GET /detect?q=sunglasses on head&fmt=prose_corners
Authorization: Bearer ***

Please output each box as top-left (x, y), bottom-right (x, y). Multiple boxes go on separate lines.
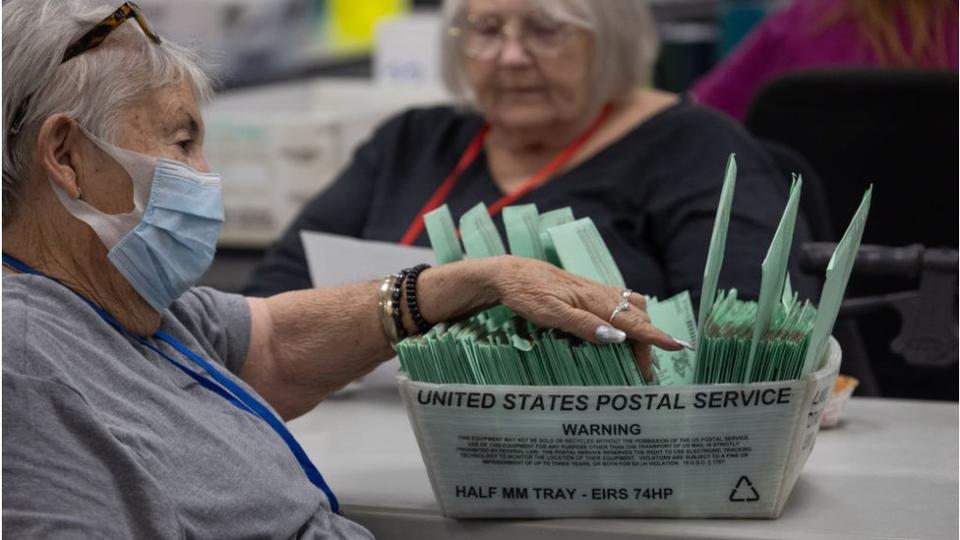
top-left (8, 2), bottom-right (162, 137)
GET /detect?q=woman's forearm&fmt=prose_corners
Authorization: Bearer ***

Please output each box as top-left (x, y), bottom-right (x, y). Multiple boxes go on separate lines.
top-left (242, 258), bottom-right (501, 420)
top-left (242, 255), bottom-right (680, 420)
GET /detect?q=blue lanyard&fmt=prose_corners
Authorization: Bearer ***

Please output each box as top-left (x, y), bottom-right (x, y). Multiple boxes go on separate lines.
top-left (2, 254), bottom-right (340, 513)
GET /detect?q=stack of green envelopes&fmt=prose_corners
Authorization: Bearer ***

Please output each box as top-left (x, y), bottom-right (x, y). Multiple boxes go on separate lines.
top-left (694, 287), bottom-right (817, 384)
top-left (397, 322), bottom-right (644, 386)
top-left (397, 154), bottom-right (871, 387)
top-left (692, 159), bottom-right (872, 384)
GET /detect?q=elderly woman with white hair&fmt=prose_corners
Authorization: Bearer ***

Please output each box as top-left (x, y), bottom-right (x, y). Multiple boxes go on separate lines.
top-left (2, 1), bottom-right (685, 537)
top-left (246, 0), bottom-right (817, 301)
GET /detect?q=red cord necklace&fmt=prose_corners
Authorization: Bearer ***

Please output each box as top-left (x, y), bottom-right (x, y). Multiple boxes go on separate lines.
top-left (399, 103), bottom-right (613, 245)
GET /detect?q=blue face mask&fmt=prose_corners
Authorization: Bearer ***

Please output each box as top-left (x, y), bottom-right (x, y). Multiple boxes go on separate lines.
top-left (51, 127), bottom-right (224, 312)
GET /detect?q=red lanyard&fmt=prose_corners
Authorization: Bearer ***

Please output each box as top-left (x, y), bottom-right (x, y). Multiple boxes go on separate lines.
top-left (399, 103), bottom-right (613, 246)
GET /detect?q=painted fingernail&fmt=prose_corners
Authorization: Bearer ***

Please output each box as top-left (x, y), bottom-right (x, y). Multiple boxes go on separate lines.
top-left (595, 325), bottom-right (626, 343)
top-left (673, 337), bottom-right (695, 351)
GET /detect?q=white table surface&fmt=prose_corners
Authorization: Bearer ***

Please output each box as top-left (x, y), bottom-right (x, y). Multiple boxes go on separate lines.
top-left (289, 364), bottom-right (959, 540)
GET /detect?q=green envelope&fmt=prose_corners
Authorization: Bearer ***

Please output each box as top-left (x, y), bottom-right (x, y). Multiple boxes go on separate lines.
top-left (538, 207), bottom-right (575, 266)
top-left (697, 154), bottom-right (738, 349)
top-left (503, 204), bottom-right (546, 260)
top-left (801, 187), bottom-right (872, 376)
top-left (744, 176), bottom-right (802, 382)
top-left (423, 204), bottom-right (464, 264)
top-left (459, 202), bottom-right (513, 326)
top-left (547, 218), bottom-right (625, 287)
top-left (460, 202), bottom-right (506, 257)
top-left (648, 291), bottom-right (698, 385)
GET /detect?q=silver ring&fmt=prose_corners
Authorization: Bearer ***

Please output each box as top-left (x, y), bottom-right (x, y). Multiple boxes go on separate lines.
top-left (621, 289), bottom-right (633, 301)
top-left (609, 301), bottom-right (631, 323)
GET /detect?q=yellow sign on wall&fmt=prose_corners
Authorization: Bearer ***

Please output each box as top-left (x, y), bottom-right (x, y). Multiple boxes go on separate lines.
top-left (327, 0), bottom-right (409, 52)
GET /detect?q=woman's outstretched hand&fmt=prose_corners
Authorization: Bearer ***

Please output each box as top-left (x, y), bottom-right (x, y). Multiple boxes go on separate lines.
top-left (425, 256), bottom-right (685, 382)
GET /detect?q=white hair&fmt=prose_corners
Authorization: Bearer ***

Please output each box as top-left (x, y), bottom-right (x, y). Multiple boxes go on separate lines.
top-left (2, 0), bottom-right (214, 224)
top-left (440, 0), bottom-right (660, 107)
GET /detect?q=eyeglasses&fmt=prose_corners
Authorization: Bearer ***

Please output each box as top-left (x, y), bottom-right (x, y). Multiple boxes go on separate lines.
top-left (8, 2), bottom-right (162, 136)
top-left (449, 12), bottom-right (574, 61)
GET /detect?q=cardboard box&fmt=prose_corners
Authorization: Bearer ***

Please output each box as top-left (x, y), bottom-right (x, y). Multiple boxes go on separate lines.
top-left (399, 338), bottom-right (841, 518)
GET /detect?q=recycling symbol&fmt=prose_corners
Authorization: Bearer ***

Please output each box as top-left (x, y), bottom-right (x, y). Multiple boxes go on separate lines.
top-left (729, 475), bottom-right (760, 502)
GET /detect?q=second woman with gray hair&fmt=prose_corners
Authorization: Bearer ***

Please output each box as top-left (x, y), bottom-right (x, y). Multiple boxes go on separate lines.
top-left (246, 0), bottom-right (816, 301)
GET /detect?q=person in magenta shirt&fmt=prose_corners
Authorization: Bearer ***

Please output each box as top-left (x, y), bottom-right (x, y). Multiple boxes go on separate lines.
top-left (691, 0), bottom-right (959, 120)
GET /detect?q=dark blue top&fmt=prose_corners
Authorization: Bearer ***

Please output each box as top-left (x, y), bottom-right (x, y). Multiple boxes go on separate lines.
top-left (244, 101), bottom-right (817, 303)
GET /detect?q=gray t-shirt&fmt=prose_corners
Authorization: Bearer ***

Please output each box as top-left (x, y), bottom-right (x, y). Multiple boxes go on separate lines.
top-left (2, 273), bottom-right (373, 539)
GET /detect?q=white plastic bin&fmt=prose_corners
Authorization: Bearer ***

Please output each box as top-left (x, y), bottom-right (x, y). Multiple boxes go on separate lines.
top-left (399, 337), bottom-right (841, 518)
top-left (205, 79), bottom-right (449, 247)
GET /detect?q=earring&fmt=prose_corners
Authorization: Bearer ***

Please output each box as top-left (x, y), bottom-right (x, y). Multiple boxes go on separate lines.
top-left (76, 186), bottom-right (83, 200)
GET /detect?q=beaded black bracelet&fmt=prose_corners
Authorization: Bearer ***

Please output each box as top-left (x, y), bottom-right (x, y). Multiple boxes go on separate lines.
top-left (404, 263), bottom-right (433, 334)
top-left (391, 269), bottom-right (409, 341)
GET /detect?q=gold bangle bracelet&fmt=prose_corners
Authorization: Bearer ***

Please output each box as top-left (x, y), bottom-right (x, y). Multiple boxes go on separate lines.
top-left (377, 275), bottom-right (400, 348)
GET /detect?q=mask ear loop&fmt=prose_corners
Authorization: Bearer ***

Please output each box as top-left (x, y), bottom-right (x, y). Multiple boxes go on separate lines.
top-left (49, 124), bottom-right (157, 249)
top-left (80, 126), bottom-right (157, 211)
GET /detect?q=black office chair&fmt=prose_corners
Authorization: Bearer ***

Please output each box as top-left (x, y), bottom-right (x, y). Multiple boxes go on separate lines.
top-left (760, 140), bottom-right (835, 244)
top-left (746, 69), bottom-right (959, 400)
top-left (746, 68), bottom-right (958, 248)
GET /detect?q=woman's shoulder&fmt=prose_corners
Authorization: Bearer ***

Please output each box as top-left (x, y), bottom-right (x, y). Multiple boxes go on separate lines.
top-left (2, 274), bottom-right (87, 330)
top-left (603, 96), bottom-right (783, 199)
top-left (615, 97), bottom-right (773, 170)
top-left (1, 274), bottom-right (91, 380)
top-left (2, 275), bottom-right (34, 361)
top-left (643, 98), bottom-right (760, 143)
top-left (3, 272), bottom-right (66, 306)
top-left (165, 287), bottom-right (252, 373)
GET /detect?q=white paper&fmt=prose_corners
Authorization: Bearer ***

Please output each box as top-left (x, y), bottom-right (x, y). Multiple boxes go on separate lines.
top-left (300, 230), bottom-right (436, 288)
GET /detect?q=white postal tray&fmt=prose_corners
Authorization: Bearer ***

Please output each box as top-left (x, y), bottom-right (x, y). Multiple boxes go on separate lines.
top-left (399, 338), bottom-right (841, 518)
